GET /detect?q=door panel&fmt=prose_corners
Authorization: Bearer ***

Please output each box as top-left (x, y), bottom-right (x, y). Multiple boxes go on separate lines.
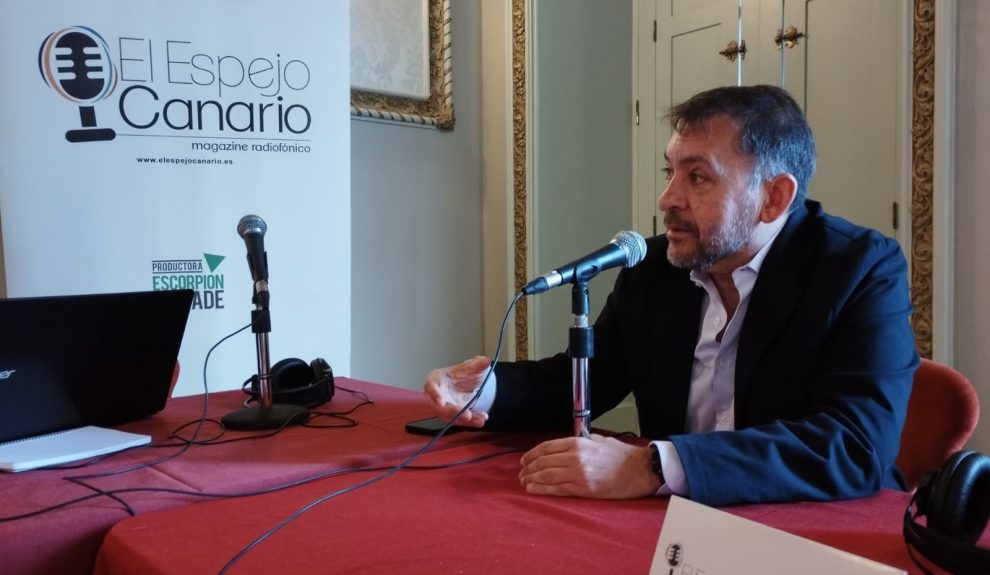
top-left (651, 0), bottom-right (740, 235)
top-left (789, 0), bottom-right (905, 237)
top-left (640, 0), bottom-right (907, 241)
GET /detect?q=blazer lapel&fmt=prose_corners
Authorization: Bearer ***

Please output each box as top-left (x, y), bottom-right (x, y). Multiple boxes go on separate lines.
top-left (646, 261), bottom-right (703, 436)
top-left (734, 204), bottom-right (814, 421)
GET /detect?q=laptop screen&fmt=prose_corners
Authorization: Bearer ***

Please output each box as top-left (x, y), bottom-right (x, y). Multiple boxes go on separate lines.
top-left (0, 289), bottom-right (193, 444)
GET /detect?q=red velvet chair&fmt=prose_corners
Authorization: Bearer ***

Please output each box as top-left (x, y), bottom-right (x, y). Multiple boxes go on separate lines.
top-left (896, 358), bottom-right (980, 489)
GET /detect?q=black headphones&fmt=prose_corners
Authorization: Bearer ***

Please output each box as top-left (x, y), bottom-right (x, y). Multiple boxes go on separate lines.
top-left (242, 357), bottom-right (335, 408)
top-left (903, 450), bottom-right (990, 575)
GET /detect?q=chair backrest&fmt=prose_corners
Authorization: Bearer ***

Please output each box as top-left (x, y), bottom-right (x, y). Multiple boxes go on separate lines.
top-left (896, 358), bottom-right (980, 489)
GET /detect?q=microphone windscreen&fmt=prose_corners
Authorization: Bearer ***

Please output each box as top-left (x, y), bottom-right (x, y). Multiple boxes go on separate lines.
top-left (612, 231), bottom-right (647, 267)
top-left (238, 215), bottom-right (267, 238)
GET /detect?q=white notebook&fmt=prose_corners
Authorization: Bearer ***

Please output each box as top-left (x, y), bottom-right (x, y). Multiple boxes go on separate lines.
top-left (0, 426), bottom-right (151, 472)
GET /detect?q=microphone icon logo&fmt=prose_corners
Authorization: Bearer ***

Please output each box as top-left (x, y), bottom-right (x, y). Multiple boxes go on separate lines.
top-left (38, 26), bottom-right (117, 143)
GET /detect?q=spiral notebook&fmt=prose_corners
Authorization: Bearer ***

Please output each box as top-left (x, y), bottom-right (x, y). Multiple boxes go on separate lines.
top-left (0, 426), bottom-right (152, 472)
top-left (0, 289), bottom-right (193, 472)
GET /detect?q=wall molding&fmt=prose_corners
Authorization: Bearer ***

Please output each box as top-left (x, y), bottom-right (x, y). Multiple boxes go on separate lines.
top-left (911, 0), bottom-right (937, 359)
top-left (511, 0), bottom-right (529, 359)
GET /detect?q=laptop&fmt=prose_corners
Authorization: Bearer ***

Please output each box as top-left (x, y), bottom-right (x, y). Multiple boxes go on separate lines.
top-left (0, 289), bottom-right (193, 469)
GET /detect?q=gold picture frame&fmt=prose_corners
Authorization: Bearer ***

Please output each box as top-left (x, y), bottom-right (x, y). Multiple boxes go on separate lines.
top-left (350, 0), bottom-right (455, 130)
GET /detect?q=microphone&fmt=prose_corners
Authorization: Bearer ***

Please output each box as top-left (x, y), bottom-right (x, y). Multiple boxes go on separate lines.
top-left (238, 215), bottom-right (269, 307)
top-left (522, 231), bottom-right (647, 296)
top-left (223, 214), bottom-right (309, 431)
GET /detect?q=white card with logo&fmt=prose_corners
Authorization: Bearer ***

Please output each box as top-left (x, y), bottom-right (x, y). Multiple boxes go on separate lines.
top-left (650, 496), bottom-right (906, 575)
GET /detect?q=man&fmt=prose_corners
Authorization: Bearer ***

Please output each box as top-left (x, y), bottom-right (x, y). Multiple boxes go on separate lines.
top-left (424, 85), bottom-right (918, 507)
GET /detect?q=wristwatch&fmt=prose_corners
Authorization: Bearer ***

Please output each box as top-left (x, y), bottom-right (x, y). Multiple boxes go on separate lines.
top-left (648, 442), bottom-right (665, 483)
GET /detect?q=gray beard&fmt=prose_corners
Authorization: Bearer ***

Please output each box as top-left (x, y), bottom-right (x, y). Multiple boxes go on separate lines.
top-left (666, 205), bottom-right (758, 271)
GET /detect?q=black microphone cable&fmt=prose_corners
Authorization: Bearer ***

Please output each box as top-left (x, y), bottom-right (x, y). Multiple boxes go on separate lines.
top-left (216, 291), bottom-right (525, 575)
top-left (162, 383), bottom-right (375, 445)
top-left (0, 446), bottom-right (527, 523)
top-left (1, 291), bottom-right (527, 570)
top-left (3, 309), bottom-right (376, 522)
top-left (0, 318), bottom-right (253, 522)
top-left (0, 295), bottom-right (512, 525)
top-left (24, 314), bottom-right (318, 517)
top-left (40, 318), bottom-right (250, 472)
top-left (55, 320), bottom-right (258, 516)
top-left (302, 385), bottom-right (375, 429)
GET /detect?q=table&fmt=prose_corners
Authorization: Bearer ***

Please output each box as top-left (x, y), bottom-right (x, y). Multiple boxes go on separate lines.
top-left (0, 379), bottom-right (468, 575)
top-left (2, 379), bottom-right (971, 575)
top-left (93, 435), bottom-right (952, 573)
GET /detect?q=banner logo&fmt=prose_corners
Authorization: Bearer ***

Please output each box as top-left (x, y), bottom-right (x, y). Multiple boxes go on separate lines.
top-left (36, 25), bottom-right (315, 159)
top-left (38, 26), bottom-right (118, 142)
top-left (152, 253), bottom-right (226, 310)
top-left (665, 543), bottom-right (683, 574)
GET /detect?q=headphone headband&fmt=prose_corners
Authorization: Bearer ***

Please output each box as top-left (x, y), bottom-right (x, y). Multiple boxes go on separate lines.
top-left (242, 357), bottom-right (335, 408)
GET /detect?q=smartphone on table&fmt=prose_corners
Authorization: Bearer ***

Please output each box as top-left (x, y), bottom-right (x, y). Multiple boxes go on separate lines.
top-left (404, 416), bottom-right (463, 436)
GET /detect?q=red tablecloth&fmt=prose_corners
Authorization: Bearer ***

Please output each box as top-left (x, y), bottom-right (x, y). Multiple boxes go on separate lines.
top-left (0, 379), bottom-right (454, 575)
top-left (2, 378), bottom-right (973, 575)
top-left (94, 439), bottom-right (944, 575)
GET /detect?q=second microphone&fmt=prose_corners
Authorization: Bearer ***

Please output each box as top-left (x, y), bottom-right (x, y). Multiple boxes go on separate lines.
top-left (521, 231), bottom-right (647, 296)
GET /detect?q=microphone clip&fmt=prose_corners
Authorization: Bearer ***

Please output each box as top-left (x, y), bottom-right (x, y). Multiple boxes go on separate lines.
top-left (251, 307), bottom-right (272, 334)
top-left (252, 279), bottom-right (270, 310)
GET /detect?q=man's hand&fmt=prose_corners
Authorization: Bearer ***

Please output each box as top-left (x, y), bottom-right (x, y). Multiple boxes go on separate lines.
top-left (519, 434), bottom-right (662, 499)
top-left (423, 355), bottom-right (493, 428)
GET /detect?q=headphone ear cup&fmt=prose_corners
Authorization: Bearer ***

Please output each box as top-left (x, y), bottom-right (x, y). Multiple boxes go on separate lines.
top-left (309, 357), bottom-right (331, 382)
top-left (917, 451), bottom-right (966, 532)
top-left (924, 450), bottom-right (990, 545)
top-left (269, 358), bottom-right (310, 392)
top-left (310, 357), bottom-right (334, 403)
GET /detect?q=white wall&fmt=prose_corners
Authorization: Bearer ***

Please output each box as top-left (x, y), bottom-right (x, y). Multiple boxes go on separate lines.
top-left (954, 0), bottom-right (990, 453)
top-left (531, 0), bottom-right (633, 357)
top-left (350, 1), bottom-right (484, 390)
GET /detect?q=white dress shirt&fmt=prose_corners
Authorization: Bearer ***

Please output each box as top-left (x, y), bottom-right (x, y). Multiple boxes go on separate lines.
top-left (472, 217), bottom-right (789, 497)
top-left (655, 218), bottom-right (788, 495)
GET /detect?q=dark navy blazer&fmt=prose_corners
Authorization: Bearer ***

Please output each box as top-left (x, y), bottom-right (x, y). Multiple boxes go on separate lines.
top-left (489, 200), bottom-right (919, 506)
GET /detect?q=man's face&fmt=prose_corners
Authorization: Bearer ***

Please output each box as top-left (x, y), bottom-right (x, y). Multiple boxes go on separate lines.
top-left (658, 116), bottom-right (762, 273)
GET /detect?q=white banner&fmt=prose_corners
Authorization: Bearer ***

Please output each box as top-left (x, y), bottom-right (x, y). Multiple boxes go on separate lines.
top-left (0, 1), bottom-right (351, 397)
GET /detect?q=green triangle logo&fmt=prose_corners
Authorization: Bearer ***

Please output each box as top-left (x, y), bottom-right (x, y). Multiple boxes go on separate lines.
top-left (204, 253), bottom-right (225, 273)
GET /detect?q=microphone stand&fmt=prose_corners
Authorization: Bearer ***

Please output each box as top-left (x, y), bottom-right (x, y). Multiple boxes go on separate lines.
top-left (221, 282), bottom-right (308, 430)
top-left (570, 281), bottom-right (593, 437)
